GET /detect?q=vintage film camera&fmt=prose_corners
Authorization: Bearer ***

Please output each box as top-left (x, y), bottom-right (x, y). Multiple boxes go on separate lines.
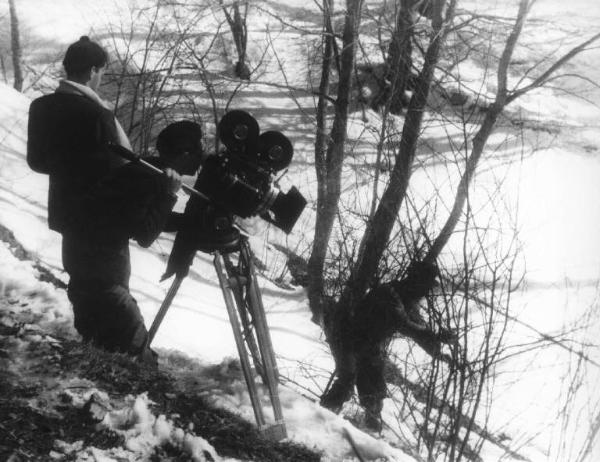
top-left (143, 113), bottom-right (302, 437)
top-left (195, 110), bottom-right (306, 234)
top-left (162, 110), bottom-right (307, 279)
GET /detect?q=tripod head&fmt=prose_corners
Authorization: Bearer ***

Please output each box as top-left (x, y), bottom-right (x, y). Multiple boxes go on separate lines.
top-left (161, 175), bottom-right (242, 280)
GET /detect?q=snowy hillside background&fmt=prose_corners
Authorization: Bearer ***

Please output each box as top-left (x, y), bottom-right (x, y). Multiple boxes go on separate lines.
top-left (1, 0), bottom-right (600, 461)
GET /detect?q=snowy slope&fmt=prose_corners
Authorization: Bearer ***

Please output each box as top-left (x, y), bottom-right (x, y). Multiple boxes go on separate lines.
top-left (2, 0), bottom-right (600, 460)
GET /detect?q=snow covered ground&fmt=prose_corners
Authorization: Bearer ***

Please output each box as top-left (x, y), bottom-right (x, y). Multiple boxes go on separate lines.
top-left (1, 0), bottom-right (600, 461)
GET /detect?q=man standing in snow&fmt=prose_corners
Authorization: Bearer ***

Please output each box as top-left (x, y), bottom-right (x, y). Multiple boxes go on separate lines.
top-left (27, 36), bottom-right (128, 232)
top-left (61, 121), bottom-right (204, 364)
top-left (26, 36), bottom-right (199, 363)
top-left (320, 260), bottom-right (456, 432)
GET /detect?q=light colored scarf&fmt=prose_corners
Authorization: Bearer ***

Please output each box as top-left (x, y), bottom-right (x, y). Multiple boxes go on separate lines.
top-left (56, 80), bottom-right (132, 166)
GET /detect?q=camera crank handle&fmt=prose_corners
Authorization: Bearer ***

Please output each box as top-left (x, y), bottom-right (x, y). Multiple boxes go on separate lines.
top-left (180, 183), bottom-right (209, 201)
top-left (107, 142), bottom-right (210, 202)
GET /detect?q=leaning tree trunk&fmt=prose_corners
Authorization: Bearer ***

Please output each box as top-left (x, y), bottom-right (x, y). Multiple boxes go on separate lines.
top-left (308, 0), bottom-right (364, 324)
top-left (8, 0), bottom-right (23, 92)
top-left (324, 0), bottom-right (456, 349)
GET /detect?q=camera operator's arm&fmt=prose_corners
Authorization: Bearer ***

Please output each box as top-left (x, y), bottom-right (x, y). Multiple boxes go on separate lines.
top-left (77, 163), bottom-right (181, 247)
top-left (160, 168), bottom-right (186, 233)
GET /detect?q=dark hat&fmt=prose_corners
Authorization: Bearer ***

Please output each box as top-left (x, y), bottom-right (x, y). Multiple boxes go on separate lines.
top-left (63, 36), bottom-right (108, 76)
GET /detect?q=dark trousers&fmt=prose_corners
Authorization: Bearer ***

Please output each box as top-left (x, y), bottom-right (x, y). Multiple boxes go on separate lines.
top-left (67, 279), bottom-right (148, 354)
top-left (321, 338), bottom-right (387, 416)
top-left (62, 233), bottom-right (149, 355)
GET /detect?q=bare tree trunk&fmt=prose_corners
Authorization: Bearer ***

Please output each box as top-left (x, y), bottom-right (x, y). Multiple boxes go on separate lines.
top-left (386, 0), bottom-right (415, 114)
top-left (0, 55), bottom-right (7, 83)
top-left (308, 0), bottom-right (336, 320)
top-left (308, 0), bottom-right (364, 323)
top-left (220, 0), bottom-right (250, 80)
top-left (305, 0), bottom-right (600, 455)
top-left (337, 0), bottom-right (455, 316)
top-left (8, 0), bottom-right (24, 92)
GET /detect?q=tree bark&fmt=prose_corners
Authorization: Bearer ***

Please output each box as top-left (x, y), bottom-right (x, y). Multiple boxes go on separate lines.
top-left (8, 0), bottom-right (24, 92)
top-left (221, 1), bottom-right (250, 80)
top-left (337, 0), bottom-right (454, 316)
top-left (1, 55), bottom-right (7, 83)
top-left (308, 0), bottom-right (335, 320)
top-left (308, 0), bottom-right (364, 323)
top-left (386, 0), bottom-right (415, 114)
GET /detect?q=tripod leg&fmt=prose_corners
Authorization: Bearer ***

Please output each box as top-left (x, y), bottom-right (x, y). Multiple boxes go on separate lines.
top-left (247, 274), bottom-right (286, 426)
top-left (222, 253), bottom-right (264, 377)
top-left (240, 242), bottom-right (287, 440)
top-left (214, 251), bottom-right (267, 431)
top-left (145, 274), bottom-right (184, 348)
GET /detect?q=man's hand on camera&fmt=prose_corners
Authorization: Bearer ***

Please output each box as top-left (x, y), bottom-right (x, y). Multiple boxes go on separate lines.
top-left (163, 168), bottom-right (183, 197)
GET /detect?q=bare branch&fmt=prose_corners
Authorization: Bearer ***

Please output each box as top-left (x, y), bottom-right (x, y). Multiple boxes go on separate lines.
top-left (508, 31), bottom-right (600, 104)
top-left (496, 0), bottom-right (531, 102)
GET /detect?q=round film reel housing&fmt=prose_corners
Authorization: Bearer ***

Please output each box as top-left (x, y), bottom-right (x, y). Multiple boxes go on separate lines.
top-left (258, 131), bottom-right (293, 171)
top-left (217, 110), bottom-right (260, 155)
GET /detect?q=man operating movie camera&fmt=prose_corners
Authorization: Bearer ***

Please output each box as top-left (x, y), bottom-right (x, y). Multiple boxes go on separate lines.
top-left (101, 110), bottom-right (307, 340)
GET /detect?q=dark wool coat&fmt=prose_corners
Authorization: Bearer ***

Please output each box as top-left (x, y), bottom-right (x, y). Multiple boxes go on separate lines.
top-left (62, 160), bottom-right (178, 285)
top-left (27, 92), bottom-right (177, 355)
top-left (60, 160), bottom-right (177, 355)
top-left (27, 92), bottom-right (119, 233)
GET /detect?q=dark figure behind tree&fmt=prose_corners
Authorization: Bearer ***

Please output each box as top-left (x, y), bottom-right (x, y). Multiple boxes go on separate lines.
top-left (320, 260), bottom-right (456, 431)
